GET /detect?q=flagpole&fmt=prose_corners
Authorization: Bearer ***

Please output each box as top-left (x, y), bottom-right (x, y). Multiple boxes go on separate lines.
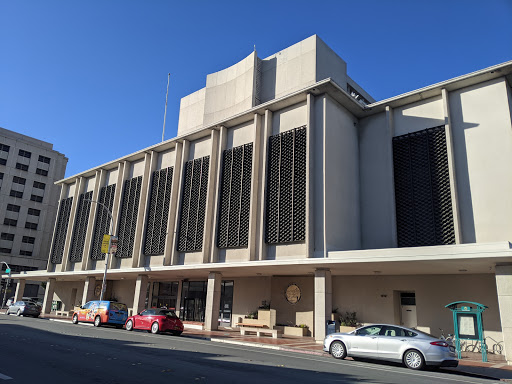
top-left (162, 73), bottom-right (170, 142)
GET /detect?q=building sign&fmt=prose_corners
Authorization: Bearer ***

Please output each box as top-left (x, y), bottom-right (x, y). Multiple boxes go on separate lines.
top-left (285, 283), bottom-right (301, 304)
top-left (110, 236), bottom-right (118, 254)
top-left (457, 313), bottom-right (479, 339)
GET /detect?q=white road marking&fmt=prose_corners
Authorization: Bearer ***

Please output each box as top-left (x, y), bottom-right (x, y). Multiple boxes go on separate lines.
top-left (0, 372), bottom-right (13, 380)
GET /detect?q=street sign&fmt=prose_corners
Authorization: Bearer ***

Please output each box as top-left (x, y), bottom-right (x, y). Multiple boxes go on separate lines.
top-left (101, 234), bottom-right (111, 253)
top-left (5, 268), bottom-right (10, 274)
top-left (110, 236), bottom-right (118, 254)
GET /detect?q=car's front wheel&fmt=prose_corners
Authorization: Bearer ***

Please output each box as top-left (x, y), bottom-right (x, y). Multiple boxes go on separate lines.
top-left (72, 314), bottom-right (79, 324)
top-left (16, 309), bottom-right (22, 317)
top-left (94, 316), bottom-right (101, 327)
top-left (126, 320), bottom-right (133, 331)
top-left (403, 349), bottom-right (425, 370)
top-left (151, 322), bottom-right (160, 334)
top-left (330, 341), bottom-right (347, 359)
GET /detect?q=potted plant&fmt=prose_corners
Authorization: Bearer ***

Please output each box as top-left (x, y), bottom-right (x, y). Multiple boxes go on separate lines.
top-left (338, 311), bottom-right (361, 333)
top-left (284, 324), bottom-right (310, 336)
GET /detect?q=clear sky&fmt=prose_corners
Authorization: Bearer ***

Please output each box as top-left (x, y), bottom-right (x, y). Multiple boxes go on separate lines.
top-left (1, 1), bottom-right (511, 178)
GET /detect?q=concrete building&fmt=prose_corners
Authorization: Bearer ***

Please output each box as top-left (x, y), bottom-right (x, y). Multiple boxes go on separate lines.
top-left (0, 127), bottom-right (67, 298)
top-left (5, 35), bottom-right (512, 363)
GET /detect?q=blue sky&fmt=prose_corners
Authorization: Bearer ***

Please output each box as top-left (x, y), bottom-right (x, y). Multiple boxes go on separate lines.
top-left (1, 1), bottom-right (511, 178)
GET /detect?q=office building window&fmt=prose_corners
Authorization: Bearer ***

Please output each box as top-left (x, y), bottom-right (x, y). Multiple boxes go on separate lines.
top-left (22, 236), bottom-right (35, 244)
top-left (3, 218), bottom-right (17, 226)
top-left (10, 190), bottom-right (23, 198)
top-left (19, 250), bottom-right (33, 256)
top-left (6, 204), bottom-right (20, 212)
top-left (27, 208), bottom-right (40, 216)
top-left (69, 191), bottom-right (92, 262)
top-left (50, 196), bottom-right (73, 264)
top-left (33, 181), bottom-right (45, 190)
top-left (0, 144), bottom-right (10, 152)
top-left (36, 168), bottom-right (48, 176)
top-left (13, 176), bottom-right (26, 185)
top-left (25, 222), bottom-right (38, 230)
top-left (18, 149), bottom-right (31, 158)
top-left (38, 155), bottom-right (51, 164)
top-left (116, 176), bottom-right (142, 258)
top-left (15, 163), bottom-right (28, 171)
top-left (1, 233), bottom-right (15, 241)
top-left (90, 184), bottom-right (115, 261)
top-left (0, 159), bottom-right (6, 166)
top-left (30, 195), bottom-right (43, 203)
top-left (0, 248), bottom-right (12, 254)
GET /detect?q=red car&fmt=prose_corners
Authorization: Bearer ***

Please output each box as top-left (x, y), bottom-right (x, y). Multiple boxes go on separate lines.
top-left (125, 308), bottom-right (184, 335)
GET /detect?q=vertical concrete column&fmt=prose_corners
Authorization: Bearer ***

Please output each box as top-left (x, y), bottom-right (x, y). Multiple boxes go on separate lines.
top-left (132, 275), bottom-right (149, 315)
top-left (42, 278), bottom-right (56, 314)
top-left (204, 272), bottom-right (222, 331)
top-left (442, 88), bottom-right (462, 244)
top-left (202, 129), bottom-right (220, 264)
top-left (46, 183), bottom-right (67, 272)
top-left (171, 140), bottom-right (189, 265)
top-left (14, 279), bottom-right (26, 302)
top-left (314, 269), bottom-right (332, 342)
top-left (211, 127), bottom-right (227, 263)
top-left (108, 161), bottom-right (127, 269)
top-left (495, 265), bottom-right (512, 364)
top-left (164, 142), bottom-right (183, 266)
top-left (81, 276), bottom-right (96, 305)
top-left (385, 106), bottom-right (398, 247)
top-left (82, 170), bottom-right (104, 271)
top-left (257, 110), bottom-right (272, 260)
top-left (132, 152), bottom-right (153, 268)
top-left (248, 114), bottom-right (262, 261)
top-left (306, 93), bottom-right (315, 258)
top-left (61, 177), bottom-right (83, 272)
top-left (175, 280), bottom-right (183, 317)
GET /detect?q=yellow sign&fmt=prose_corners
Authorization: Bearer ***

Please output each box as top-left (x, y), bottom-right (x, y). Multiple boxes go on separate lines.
top-left (101, 234), bottom-right (111, 253)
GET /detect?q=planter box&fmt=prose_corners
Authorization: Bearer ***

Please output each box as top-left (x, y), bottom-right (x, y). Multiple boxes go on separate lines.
top-left (339, 326), bottom-right (357, 334)
top-left (284, 326), bottom-right (309, 337)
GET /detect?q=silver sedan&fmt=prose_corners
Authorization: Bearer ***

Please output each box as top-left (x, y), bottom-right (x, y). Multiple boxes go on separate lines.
top-left (6, 301), bottom-right (42, 317)
top-left (323, 324), bottom-right (458, 370)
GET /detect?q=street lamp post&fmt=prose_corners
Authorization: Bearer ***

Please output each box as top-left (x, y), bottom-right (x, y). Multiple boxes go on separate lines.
top-left (1, 261), bottom-right (12, 309)
top-left (83, 199), bottom-right (114, 302)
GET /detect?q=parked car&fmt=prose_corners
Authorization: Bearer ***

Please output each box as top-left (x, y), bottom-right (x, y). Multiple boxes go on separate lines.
top-left (72, 300), bottom-right (128, 328)
top-left (5, 297), bottom-right (14, 307)
top-left (324, 324), bottom-right (458, 370)
top-left (125, 308), bottom-right (184, 335)
top-left (7, 300), bottom-right (42, 317)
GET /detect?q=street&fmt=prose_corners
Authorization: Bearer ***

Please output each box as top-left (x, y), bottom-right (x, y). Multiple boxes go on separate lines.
top-left (0, 315), bottom-right (497, 384)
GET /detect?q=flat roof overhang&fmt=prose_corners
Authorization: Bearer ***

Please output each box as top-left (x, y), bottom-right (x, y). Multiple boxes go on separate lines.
top-left (5, 242), bottom-right (512, 283)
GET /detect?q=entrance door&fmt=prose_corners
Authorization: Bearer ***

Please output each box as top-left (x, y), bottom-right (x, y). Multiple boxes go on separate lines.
top-left (218, 281), bottom-right (234, 326)
top-left (400, 292), bottom-right (417, 328)
top-left (179, 281), bottom-right (207, 322)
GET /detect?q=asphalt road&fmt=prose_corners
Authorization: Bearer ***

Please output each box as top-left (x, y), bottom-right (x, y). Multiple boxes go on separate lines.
top-left (0, 315), bottom-right (498, 384)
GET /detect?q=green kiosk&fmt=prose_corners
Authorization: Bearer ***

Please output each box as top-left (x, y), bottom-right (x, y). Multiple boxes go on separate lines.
top-left (445, 301), bottom-right (488, 362)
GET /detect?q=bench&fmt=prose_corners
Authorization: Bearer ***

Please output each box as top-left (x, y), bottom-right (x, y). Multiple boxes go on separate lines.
top-left (55, 310), bottom-right (73, 317)
top-left (238, 326), bottom-right (281, 338)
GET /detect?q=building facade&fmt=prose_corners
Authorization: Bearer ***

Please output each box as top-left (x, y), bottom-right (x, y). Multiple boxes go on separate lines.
top-left (0, 127), bottom-right (67, 298)
top-left (6, 36), bottom-right (512, 363)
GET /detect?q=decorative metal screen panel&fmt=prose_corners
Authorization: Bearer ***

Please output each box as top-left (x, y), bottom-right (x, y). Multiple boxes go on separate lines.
top-left (90, 184), bottom-right (116, 260)
top-left (69, 191), bottom-right (93, 262)
top-left (177, 156), bottom-right (210, 252)
top-left (265, 126), bottom-right (307, 244)
top-left (116, 176), bottom-right (142, 258)
top-left (393, 125), bottom-right (455, 247)
top-left (144, 167), bottom-right (173, 255)
top-left (50, 197), bottom-right (73, 264)
top-left (217, 143), bottom-right (253, 248)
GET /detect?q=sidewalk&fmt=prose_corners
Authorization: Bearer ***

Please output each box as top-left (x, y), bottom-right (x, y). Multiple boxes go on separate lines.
top-left (4, 311), bottom-right (512, 381)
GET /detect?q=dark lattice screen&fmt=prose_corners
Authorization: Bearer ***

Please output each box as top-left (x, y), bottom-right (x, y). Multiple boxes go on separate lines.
top-left (265, 126), bottom-right (307, 244)
top-left (69, 191), bottom-right (93, 262)
top-left (144, 167), bottom-right (173, 255)
top-left (90, 184), bottom-right (116, 260)
top-left (116, 176), bottom-right (142, 258)
top-left (50, 197), bottom-right (73, 264)
top-left (393, 125), bottom-right (455, 247)
top-left (177, 156), bottom-right (210, 252)
top-left (217, 143), bottom-right (253, 248)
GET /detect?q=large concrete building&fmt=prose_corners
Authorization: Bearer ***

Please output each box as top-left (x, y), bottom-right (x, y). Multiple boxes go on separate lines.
top-left (6, 36), bottom-right (512, 363)
top-left (0, 127), bottom-right (67, 298)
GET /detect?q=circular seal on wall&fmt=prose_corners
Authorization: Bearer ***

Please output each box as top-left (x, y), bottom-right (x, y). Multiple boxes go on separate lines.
top-left (94, 285), bottom-right (101, 297)
top-left (285, 283), bottom-right (301, 305)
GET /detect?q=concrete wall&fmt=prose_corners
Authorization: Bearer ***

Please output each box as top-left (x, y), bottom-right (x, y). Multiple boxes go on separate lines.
top-left (231, 276), bottom-right (271, 326)
top-left (177, 88), bottom-right (206, 135)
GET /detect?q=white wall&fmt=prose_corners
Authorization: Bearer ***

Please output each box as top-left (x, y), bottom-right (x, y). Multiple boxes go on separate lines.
top-left (393, 96), bottom-right (445, 136)
top-left (177, 88), bottom-right (206, 135)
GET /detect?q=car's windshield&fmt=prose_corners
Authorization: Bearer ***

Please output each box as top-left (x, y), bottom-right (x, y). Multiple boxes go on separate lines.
top-left (157, 309), bottom-right (177, 317)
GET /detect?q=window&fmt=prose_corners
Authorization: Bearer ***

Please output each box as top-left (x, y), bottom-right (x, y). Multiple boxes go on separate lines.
top-left (25, 222), bottom-right (38, 230)
top-left (0, 248), bottom-right (12, 254)
top-left (27, 208), bottom-right (40, 216)
top-left (33, 181), bottom-right (45, 190)
top-left (356, 325), bottom-right (383, 336)
top-left (0, 159), bottom-right (6, 166)
top-left (19, 250), bottom-right (33, 256)
top-left (0, 173), bottom-right (3, 179)
top-left (6, 204), bottom-right (20, 212)
top-left (0, 144), bottom-right (10, 152)
top-left (30, 195), bottom-right (43, 203)
top-left (12, 176), bottom-right (26, 185)
top-left (0, 233), bottom-right (14, 241)
top-left (38, 155), bottom-right (51, 164)
top-left (36, 168), bottom-right (48, 176)
top-left (18, 149), bottom-right (31, 158)
top-left (15, 163), bottom-right (28, 171)
top-left (10, 190), bottom-right (23, 198)
top-left (3, 218), bottom-right (17, 226)
top-left (22, 236), bottom-right (35, 244)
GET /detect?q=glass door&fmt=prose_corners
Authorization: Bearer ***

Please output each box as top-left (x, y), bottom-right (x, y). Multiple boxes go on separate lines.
top-left (179, 281), bottom-right (207, 322)
top-left (218, 280), bottom-right (234, 326)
